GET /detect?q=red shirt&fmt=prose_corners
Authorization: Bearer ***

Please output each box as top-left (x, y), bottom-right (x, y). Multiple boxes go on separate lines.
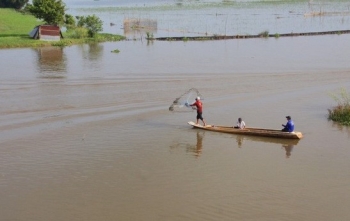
top-left (191, 100), bottom-right (203, 113)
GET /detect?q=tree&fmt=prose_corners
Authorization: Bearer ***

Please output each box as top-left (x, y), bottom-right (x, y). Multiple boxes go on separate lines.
top-left (64, 14), bottom-right (76, 30)
top-left (0, 0), bottom-right (28, 9)
top-left (26, 0), bottom-right (66, 25)
top-left (76, 15), bottom-right (103, 37)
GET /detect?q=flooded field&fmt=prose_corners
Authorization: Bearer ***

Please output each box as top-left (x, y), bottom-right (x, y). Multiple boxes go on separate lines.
top-left (1, 1), bottom-right (350, 221)
top-left (65, 0), bottom-right (350, 39)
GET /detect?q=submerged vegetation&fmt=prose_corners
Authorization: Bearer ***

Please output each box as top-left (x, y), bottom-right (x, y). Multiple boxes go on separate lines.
top-left (109, 0), bottom-right (350, 41)
top-left (328, 88), bottom-right (350, 125)
top-left (259, 30), bottom-right (269, 38)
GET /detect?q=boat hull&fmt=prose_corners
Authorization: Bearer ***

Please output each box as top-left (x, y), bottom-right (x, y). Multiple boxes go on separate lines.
top-left (188, 121), bottom-right (303, 139)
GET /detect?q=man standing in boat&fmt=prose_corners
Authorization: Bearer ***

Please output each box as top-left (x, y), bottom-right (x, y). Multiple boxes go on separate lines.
top-left (190, 97), bottom-right (206, 126)
top-left (282, 116), bottom-right (294, 132)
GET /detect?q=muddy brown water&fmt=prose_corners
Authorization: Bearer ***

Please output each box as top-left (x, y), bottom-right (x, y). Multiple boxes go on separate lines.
top-left (1, 34), bottom-right (350, 220)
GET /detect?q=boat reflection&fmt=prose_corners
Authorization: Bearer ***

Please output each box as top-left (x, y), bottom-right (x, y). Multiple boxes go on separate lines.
top-left (170, 130), bottom-right (299, 158)
top-left (169, 131), bottom-right (203, 158)
top-left (283, 144), bottom-right (294, 158)
top-left (236, 135), bottom-right (244, 148)
top-left (183, 131), bottom-right (203, 158)
top-left (234, 135), bottom-right (299, 158)
top-left (240, 135), bottom-right (300, 146)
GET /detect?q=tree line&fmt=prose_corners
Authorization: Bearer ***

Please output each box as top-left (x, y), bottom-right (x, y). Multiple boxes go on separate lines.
top-left (0, 0), bottom-right (28, 9)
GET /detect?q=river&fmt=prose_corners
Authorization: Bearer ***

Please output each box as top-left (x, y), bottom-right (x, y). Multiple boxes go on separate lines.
top-left (1, 1), bottom-right (350, 221)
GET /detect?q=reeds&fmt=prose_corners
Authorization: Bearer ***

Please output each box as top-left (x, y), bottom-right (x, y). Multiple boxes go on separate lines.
top-left (328, 88), bottom-right (350, 125)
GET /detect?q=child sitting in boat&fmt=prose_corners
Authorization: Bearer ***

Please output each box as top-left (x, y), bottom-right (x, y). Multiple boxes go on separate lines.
top-left (234, 117), bottom-right (246, 129)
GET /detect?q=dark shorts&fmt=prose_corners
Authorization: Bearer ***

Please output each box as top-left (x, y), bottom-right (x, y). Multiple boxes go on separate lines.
top-left (196, 112), bottom-right (203, 120)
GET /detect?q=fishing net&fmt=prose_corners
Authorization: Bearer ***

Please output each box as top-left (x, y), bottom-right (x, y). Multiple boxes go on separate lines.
top-left (169, 88), bottom-right (202, 112)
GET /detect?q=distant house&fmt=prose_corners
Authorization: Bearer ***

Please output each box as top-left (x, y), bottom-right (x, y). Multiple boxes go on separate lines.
top-left (29, 25), bottom-right (63, 41)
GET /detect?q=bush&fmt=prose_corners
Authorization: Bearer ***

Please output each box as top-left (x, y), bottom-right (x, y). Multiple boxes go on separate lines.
top-left (76, 14), bottom-right (103, 37)
top-left (328, 105), bottom-right (350, 125)
top-left (64, 14), bottom-right (76, 30)
top-left (328, 88), bottom-right (350, 125)
top-left (65, 27), bottom-right (88, 39)
top-left (259, 30), bottom-right (269, 38)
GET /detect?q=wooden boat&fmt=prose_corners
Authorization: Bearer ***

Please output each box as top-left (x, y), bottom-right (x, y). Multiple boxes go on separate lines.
top-left (188, 121), bottom-right (303, 139)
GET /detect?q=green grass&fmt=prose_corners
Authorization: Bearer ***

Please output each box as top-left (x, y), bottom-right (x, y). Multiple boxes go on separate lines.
top-left (0, 36), bottom-right (54, 48)
top-left (328, 88), bottom-right (350, 125)
top-left (0, 9), bottom-right (47, 48)
top-left (0, 8), bottom-right (125, 49)
top-left (0, 8), bottom-right (43, 36)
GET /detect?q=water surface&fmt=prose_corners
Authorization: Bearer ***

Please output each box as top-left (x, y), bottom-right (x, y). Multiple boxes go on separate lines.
top-left (1, 34), bottom-right (350, 220)
top-left (1, 1), bottom-right (350, 220)
top-left (65, 0), bottom-right (350, 38)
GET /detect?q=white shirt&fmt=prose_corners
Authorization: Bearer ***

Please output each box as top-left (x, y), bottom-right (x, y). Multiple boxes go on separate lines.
top-left (236, 121), bottom-right (246, 129)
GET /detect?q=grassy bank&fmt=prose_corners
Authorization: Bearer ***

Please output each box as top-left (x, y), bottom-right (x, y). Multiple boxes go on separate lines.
top-left (328, 88), bottom-right (350, 125)
top-left (0, 8), bottom-right (125, 49)
top-left (0, 8), bottom-right (43, 36)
